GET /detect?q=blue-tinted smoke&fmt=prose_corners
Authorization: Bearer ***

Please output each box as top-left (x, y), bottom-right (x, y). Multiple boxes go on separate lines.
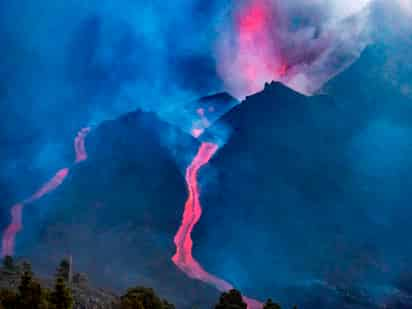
top-left (1, 1), bottom-right (412, 308)
top-left (0, 0), bottom-right (232, 217)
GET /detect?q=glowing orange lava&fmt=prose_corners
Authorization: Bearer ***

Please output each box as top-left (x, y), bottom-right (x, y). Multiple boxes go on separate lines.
top-left (74, 127), bottom-right (91, 162)
top-left (172, 142), bottom-right (262, 308)
top-left (1, 127), bottom-right (90, 257)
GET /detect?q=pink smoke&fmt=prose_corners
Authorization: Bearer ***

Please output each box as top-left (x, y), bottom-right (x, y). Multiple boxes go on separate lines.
top-left (217, 0), bottom-right (372, 98)
top-left (218, 0), bottom-right (285, 98)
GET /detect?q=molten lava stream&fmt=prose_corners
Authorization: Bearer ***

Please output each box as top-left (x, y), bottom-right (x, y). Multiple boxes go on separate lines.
top-left (1, 127), bottom-right (90, 257)
top-left (172, 142), bottom-right (262, 309)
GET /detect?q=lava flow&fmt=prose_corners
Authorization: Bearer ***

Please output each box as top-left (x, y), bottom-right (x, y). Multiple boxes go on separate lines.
top-left (1, 127), bottom-right (90, 257)
top-left (172, 142), bottom-right (262, 309)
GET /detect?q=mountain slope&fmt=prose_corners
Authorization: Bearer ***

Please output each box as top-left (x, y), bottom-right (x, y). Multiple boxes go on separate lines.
top-left (12, 108), bottom-right (222, 308)
top-left (195, 76), bottom-right (412, 308)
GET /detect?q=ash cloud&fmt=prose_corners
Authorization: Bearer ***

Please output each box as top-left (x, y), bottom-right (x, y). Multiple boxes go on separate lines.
top-left (1, 0), bottom-right (410, 167)
top-left (0, 0), bottom-right (230, 223)
top-left (0, 0), bottom-right (229, 266)
top-left (216, 0), bottom-right (412, 99)
top-left (1, 2), bottom-right (412, 306)
top-left (0, 0), bottom-right (239, 164)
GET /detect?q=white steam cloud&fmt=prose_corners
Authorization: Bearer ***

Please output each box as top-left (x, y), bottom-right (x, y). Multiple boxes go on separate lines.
top-left (215, 0), bottom-right (411, 98)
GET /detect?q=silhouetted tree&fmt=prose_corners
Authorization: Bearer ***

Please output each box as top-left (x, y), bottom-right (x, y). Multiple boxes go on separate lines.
top-left (56, 259), bottom-right (70, 282)
top-left (120, 287), bottom-right (173, 309)
top-left (162, 299), bottom-right (175, 309)
top-left (49, 277), bottom-right (73, 309)
top-left (21, 261), bottom-right (33, 275)
top-left (0, 289), bottom-right (18, 308)
top-left (263, 299), bottom-right (282, 309)
top-left (17, 270), bottom-right (48, 309)
top-left (3, 256), bottom-right (15, 271)
top-left (18, 270), bottom-right (33, 303)
top-left (215, 289), bottom-right (247, 309)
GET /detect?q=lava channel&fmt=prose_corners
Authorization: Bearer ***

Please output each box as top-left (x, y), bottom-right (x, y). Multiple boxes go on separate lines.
top-left (1, 127), bottom-right (90, 257)
top-left (172, 142), bottom-right (262, 309)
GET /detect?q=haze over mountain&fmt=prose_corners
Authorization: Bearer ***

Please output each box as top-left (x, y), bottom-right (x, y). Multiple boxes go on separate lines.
top-left (14, 109), bottom-right (221, 308)
top-left (196, 41), bottom-right (412, 308)
top-left (1, 1), bottom-right (412, 309)
top-left (0, 38), bottom-right (407, 308)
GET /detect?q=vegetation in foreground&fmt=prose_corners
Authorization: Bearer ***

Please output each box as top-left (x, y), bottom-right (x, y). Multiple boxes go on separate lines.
top-left (0, 256), bottom-right (296, 309)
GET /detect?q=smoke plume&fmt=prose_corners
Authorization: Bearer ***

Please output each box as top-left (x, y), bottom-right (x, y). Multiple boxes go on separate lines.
top-left (216, 0), bottom-right (378, 98)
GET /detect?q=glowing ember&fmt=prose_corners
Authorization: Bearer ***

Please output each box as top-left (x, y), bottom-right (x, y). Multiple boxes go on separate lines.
top-left (191, 128), bottom-right (205, 138)
top-left (74, 127), bottom-right (91, 163)
top-left (172, 142), bottom-right (262, 309)
top-left (191, 108), bottom-right (211, 138)
top-left (1, 127), bottom-right (90, 257)
top-left (1, 204), bottom-right (23, 258)
top-left (196, 108), bottom-right (205, 117)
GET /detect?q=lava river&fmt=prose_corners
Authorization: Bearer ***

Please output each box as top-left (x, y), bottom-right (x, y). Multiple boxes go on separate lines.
top-left (172, 142), bottom-right (262, 309)
top-left (1, 127), bottom-right (90, 257)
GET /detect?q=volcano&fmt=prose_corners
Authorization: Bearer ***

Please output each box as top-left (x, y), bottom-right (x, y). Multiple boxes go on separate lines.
top-left (9, 108), bottom-right (225, 308)
top-left (3, 42), bottom-right (412, 309)
top-left (194, 45), bottom-right (412, 308)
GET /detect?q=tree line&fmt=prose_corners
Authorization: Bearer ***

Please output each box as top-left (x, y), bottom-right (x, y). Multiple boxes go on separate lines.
top-left (0, 255), bottom-right (73, 309)
top-left (0, 256), bottom-right (296, 309)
